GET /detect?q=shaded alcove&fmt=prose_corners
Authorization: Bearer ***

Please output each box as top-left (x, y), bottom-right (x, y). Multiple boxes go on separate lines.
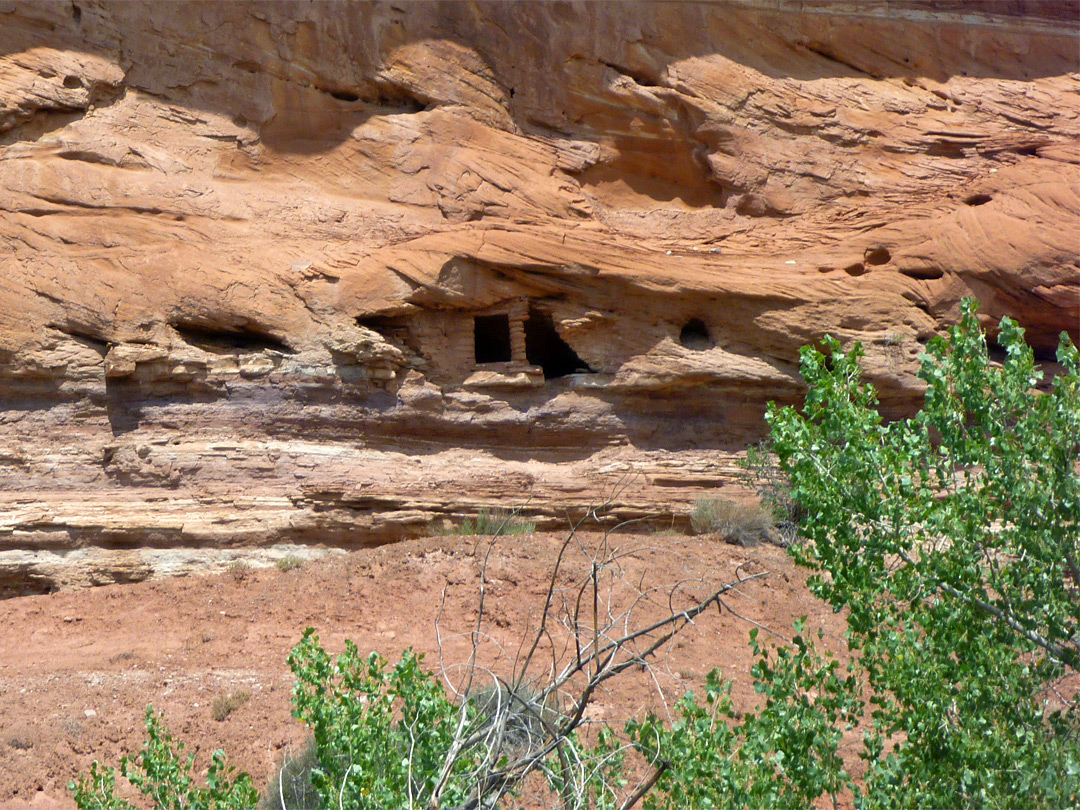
top-left (474, 314), bottom-right (512, 363)
top-left (679, 318), bottom-right (713, 350)
top-left (172, 321), bottom-right (295, 355)
top-left (525, 308), bottom-right (593, 379)
top-left (864, 247), bottom-right (892, 265)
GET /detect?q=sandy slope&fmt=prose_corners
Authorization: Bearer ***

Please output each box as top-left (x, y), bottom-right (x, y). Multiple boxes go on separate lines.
top-left (0, 530), bottom-right (848, 809)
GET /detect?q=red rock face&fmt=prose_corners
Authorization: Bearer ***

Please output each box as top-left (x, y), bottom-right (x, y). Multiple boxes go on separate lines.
top-left (0, 2), bottom-right (1077, 591)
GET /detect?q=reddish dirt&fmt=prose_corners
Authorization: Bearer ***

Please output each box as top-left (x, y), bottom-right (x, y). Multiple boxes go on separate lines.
top-left (0, 531), bottom-right (847, 809)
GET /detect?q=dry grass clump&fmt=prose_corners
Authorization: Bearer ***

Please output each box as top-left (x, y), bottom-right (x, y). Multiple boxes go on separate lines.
top-left (689, 497), bottom-right (775, 546)
top-left (466, 681), bottom-right (560, 758)
top-left (260, 738), bottom-right (321, 810)
top-left (211, 689), bottom-right (251, 722)
top-left (6, 734), bottom-right (33, 750)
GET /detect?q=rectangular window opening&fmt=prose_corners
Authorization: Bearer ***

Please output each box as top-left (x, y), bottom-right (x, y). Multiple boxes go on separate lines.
top-left (474, 314), bottom-right (512, 364)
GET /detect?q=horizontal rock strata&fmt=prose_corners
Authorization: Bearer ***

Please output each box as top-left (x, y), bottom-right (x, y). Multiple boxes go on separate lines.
top-left (1, 1), bottom-right (1077, 594)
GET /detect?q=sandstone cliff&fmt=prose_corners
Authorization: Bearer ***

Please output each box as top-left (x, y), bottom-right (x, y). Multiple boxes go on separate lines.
top-left (1, 1), bottom-right (1077, 594)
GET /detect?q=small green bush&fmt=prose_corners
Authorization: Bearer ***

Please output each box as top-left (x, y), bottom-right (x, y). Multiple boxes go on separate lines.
top-left (275, 555), bottom-right (304, 572)
top-left (433, 508), bottom-right (536, 537)
top-left (689, 497), bottom-right (775, 546)
top-left (70, 708), bottom-right (258, 810)
top-left (226, 560), bottom-right (250, 582)
top-left (739, 440), bottom-right (806, 545)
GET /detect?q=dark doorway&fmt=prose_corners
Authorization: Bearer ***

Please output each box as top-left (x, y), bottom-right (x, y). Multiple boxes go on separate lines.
top-left (525, 308), bottom-right (593, 379)
top-left (679, 318), bottom-right (712, 350)
top-left (474, 314), bottom-right (512, 363)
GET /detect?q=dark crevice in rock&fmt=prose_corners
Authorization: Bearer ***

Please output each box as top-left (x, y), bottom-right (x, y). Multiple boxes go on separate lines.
top-left (172, 321), bottom-right (295, 355)
top-left (313, 79), bottom-right (428, 114)
top-left (802, 43), bottom-right (880, 79)
top-left (600, 60), bottom-right (662, 88)
top-left (927, 141), bottom-right (966, 158)
top-left (964, 193), bottom-right (993, 206)
top-left (49, 325), bottom-right (110, 356)
top-left (898, 266), bottom-right (945, 280)
top-left (31, 194), bottom-right (172, 218)
top-left (0, 573), bottom-right (57, 600)
top-left (901, 293), bottom-right (935, 320)
top-left (105, 378), bottom-right (140, 436)
top-left (56, 150), bottom-right (119, 166)
top-left (357, 315), bottom-right (422, 356)
top-left (16, 208), bottom-right (64, 217)
top-left (33, 289), bottom-right (66, 306)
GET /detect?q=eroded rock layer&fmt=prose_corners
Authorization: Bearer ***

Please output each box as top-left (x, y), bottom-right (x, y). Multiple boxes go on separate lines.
top-left (1, 1), bottom-right (1078, 593)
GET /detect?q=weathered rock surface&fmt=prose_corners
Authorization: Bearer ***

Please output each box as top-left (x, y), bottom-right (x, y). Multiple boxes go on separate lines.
top-left (1, 1), bottom-right (1077, 593)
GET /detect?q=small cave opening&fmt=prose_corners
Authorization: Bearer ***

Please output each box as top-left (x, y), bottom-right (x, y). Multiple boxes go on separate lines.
top-left (964, 193), bottom-right (992, 206)
top-left (525, 308), bottom-right (593, 379)
top-left (679, 318), bottom-right (713, 351)
top-left (172, 322), bottom-right (294, 355)
top-left (927, 141), bottom-right (965, 159)
top-left (898, 266), bottom-right (945, 280)
top-left (864, 247), bottom-right (891, 266)
top-left (474, 314), bottom-right (512, 364)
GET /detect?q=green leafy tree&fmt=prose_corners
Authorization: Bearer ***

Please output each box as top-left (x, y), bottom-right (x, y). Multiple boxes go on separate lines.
top-left (628, 619), bottom-right (862, 810)
top-left (631, 299), bottom-right (1079, 808)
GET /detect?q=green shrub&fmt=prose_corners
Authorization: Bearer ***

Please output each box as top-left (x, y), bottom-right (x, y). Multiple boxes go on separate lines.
top-left (275, 555), bottom-right (304, 572)
top-left (288, 633), bottom-right (524, 809)
top-left (7, 734), bottom-right (33, 751)
top-left (433, 508), bottom-right (536, 537)
top-left (70, 708), bottom-right (258, 810)
top-left (689, 497), bottom-right (775, 545)
top-left (226, 560), bottom-right (250, 582)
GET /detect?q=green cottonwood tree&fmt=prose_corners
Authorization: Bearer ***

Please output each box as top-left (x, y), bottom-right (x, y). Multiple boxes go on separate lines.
top-left (632, 299), bottom-right (1079, 809)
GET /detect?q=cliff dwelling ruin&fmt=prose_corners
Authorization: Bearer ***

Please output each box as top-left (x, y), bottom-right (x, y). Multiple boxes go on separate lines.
top-left (0, 0), bottom-right (1076, 595)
